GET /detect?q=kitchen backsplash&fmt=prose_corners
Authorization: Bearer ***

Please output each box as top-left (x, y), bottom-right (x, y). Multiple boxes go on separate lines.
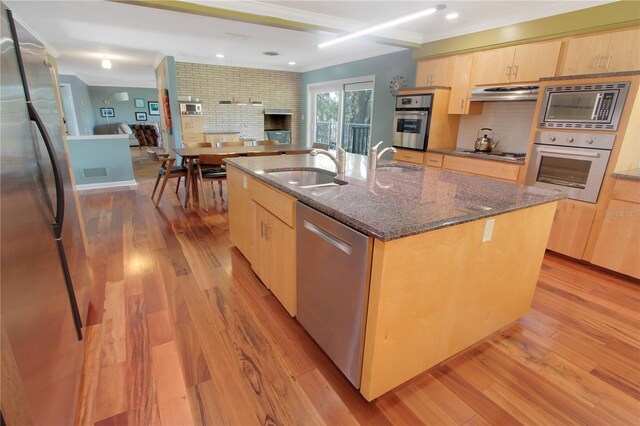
top-left (175, 62), bottom-right (301, 141)
top-left (455, 102), bottom-right (537, 153)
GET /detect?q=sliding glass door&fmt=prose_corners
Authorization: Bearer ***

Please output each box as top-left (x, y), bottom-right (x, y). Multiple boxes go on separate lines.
top-left (308, 77), bottom-right (374, 155)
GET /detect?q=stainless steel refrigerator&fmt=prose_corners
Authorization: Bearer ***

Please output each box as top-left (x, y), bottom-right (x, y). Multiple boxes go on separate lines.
top-left (1, 3), bottom-right (91, 424)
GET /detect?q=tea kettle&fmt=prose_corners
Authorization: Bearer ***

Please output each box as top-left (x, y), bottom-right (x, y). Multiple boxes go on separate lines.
top-left (474, 128), bottom-right (499, 152)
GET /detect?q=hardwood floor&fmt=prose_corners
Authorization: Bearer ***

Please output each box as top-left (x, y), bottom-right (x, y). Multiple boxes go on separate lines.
top-left (74, 178), bottom-right (640, 425)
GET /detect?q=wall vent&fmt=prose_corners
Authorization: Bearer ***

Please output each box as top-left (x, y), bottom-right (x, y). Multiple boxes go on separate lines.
top-left (83, 167), bottom-right (108, 178)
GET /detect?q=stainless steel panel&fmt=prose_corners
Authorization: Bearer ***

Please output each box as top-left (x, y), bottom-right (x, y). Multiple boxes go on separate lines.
top-left (534, 131), bottom-right (615, 150)
top-left (296, 202), bottom-right (372, 388)
top-left (392, 111), bottom-right (428, 150)
top-left (396, 94), bottom-right (432, 109)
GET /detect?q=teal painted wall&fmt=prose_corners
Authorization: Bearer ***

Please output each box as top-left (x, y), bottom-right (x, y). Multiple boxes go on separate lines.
top-left (67, 136), bottom-right (134, 186)
top-left (89, 86), bottom-right (160, 134)
top-left (59, 75), bottom-right (95, 135)
top-left (300, 50), bottom-right (416, 148)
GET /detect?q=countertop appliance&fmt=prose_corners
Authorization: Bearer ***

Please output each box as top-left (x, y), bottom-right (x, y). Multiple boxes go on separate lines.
top-left (470, 85), bottom-right (539, 102)
top-left (525, 131), bottom-right (614, 203)
top-left (392, 94), bottom-right (433, 151)
top-left (538, 81), bottom-right (630, 131)
top-left (179, 101), bottom-right (202, 116)
top-left (265, 130), bottom-right (291, 144)
top-left (296, 202), bottom-right (372, 388)
top-left (1, 4), bottom-right (91, 424)
top-left (473, 127), bottom-right (499, 152)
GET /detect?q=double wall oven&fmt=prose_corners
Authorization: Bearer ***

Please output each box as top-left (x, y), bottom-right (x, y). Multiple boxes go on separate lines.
top-left (392, 94), bottom-right (432, 151)
top-left (526, 81), bottom-right (630, 204)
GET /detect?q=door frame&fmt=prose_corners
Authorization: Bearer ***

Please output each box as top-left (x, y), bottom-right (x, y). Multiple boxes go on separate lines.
top-left (59, 83), bottom-right (80, 136)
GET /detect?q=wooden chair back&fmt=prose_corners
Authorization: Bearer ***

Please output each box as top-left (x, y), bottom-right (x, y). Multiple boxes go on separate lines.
top-left (253, 140), bottom-right (279, 146)
top-left (198, 153), bottom-right (239, 167)
top-left (183, 142), bottom-right (212, 148)
top-left (247, 151), bottom-right (282, 157)
top-left (216, 141), bottom-right (245, 148)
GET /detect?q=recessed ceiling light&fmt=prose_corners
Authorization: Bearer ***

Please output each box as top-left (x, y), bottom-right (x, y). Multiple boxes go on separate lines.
top-left (101, 58), bottom-right (112, 69)
top-left (288, 61), bottom-right (296, 66)
top-left (319, 4), bottom-right (446, 48)
top-left (216, 54), bottom-right (224, 58)
top-left (446, 12), bottom-right (460, 20)
top-left (262, 51), bottom-right (279, 56)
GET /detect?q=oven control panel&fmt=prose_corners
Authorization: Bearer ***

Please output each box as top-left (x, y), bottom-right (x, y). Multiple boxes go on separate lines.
top-left (534, 131), bottom-right (615, 150)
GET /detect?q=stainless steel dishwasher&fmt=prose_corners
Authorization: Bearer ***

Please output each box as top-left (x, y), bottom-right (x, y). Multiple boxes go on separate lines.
top-left (296, 202), bottom-right (372, 388)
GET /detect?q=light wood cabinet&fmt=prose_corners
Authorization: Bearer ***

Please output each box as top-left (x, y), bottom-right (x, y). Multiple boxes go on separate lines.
top-left (227, 167), bottom-right (253, 262)
top-left (416, 57), bottom-right (451, 87)
top-left (442, 155), bottom-right (521, 182)
top-left (393, 149), bottom-right (424, 164)
top-left (182, 134), bottom-right (205, 143)
top-left (181, 116), bottom-right (204, 134)
top-left (205, 133), bottom-right (241, 145)
top-left (424, 152), bottom-right (443, 168)
top-left (448, 54), bottom-right (483, 115)
top-left (590, 180), bottom-right (640, 279)
top-left (474, 40), bottom-right (561, 85)
top-left (560, 27), bottom-right (640, 75)
top-left (546, 199), bottom-right (596, 259)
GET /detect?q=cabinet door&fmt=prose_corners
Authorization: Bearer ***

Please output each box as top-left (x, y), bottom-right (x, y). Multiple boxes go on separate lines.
top-left (253, 204), bottom-right (270, 286)
top-left (474, 46), bottom-right (516, 85)
top-left (392, 149), bottom-right (424, 164)
top-left (546, 199), bottom-right (596, 259)
top-left (264, 211), bottom-right (296, 316)
top-left (590, 199), bottom-right (640, 279)
top-left (607, 28), bottom-right (640, 72)
top-left (448, 54), bottom-right (482, 114)
top-left (512, 40), bottom-right (561, 82)
top-left (416, 57), bottom-right (451, 87)
top-left (560, 33), bottom-right (611, 76)
top-left (227, 168), bottom-right (253, 262)
top-left (181, 116), bottom-right (204, 134)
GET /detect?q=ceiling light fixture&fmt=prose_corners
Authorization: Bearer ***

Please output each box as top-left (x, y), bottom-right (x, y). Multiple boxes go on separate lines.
top-left (288, 61), bottom-right (296, 65)
top-left (216, 53), bottom-right (224, 58)
top-left (318, 4), bottom-right (446, 48)
top-left (101, 58), bottom-right (112, 69)
top-left (446, 12), bottom-right (460, 20)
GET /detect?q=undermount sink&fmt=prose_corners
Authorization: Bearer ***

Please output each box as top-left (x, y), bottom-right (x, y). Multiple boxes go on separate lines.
top-left (376, 166), bottom-right (419, 173)
top-left (267, 169), bottom-right (348, 188)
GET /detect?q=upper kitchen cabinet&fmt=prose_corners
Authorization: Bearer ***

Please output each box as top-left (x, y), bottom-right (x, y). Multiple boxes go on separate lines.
top-left (560, 27), bottom-right (640, 75)
top-left (416, 57), bottom-right (451, 87)
top-left (181, 116), bottom-right (204, 134)
top-left (474, 40), bottom-right (561, 85)
top-left (447, 54), bottom-right (482, 115)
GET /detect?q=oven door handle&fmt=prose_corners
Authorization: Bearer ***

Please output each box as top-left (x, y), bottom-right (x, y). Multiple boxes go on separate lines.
top-left (537, 148), bottom-right (601, 158)
top-left (394, 112), bottom-right (427, 116)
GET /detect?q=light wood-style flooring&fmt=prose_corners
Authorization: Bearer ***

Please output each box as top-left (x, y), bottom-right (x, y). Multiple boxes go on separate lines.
top-left (74, 170), bottom-right (640, 425)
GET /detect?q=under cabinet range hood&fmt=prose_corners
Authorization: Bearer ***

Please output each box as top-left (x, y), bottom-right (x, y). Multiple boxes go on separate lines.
top-left (470, 85), bottom-right (540, 102)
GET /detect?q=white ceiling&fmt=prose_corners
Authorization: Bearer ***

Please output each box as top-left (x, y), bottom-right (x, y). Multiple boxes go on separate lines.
top-left (6, 0), bottom-right (613, 88)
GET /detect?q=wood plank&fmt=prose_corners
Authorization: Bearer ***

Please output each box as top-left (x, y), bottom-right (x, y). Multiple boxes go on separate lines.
top-left (297, 369), bottom-right (359, 426)
top-left (100, 281), bottom-right (126, 367)
top-left (73, 325), bottom-right (102, 426)
top-left (93, 362), bottom-right (127, 422)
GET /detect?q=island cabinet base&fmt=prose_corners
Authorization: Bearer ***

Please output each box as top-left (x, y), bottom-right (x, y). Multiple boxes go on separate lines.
top-left (360, 202), bottom-right (557, 401)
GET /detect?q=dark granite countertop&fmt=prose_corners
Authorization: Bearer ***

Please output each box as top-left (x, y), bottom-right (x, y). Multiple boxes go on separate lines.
top-left (427, 148), bottom-right (526, 164)
top-left (225, 153), bottom-right (563, 241)
top-left (540, 70), bottom-right (640, 81)
top-left (612, 168), bottom-right (640, 181)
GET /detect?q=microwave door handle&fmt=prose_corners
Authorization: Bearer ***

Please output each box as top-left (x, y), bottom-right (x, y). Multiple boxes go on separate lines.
top-left (538, 148), bottom-right (601, 158)
top-left (590, 93), bottom-right (603, 120)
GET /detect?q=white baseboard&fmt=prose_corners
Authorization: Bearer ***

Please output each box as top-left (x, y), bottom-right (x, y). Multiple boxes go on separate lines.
top-left (75, 180), bottom-right (138, 191)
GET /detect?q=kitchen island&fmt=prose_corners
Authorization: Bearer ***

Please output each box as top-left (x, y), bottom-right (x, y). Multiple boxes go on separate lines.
top-left (225, 152), bottom-right (564, 401)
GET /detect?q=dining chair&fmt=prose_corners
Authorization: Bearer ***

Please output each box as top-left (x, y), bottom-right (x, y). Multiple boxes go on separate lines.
top-left (253, 140), bottom-right (279, 146)
top-left (247, 151), bottom-right (282, 156)
top-left (216, 141), bottom-right (245, 148)
top-left (147, 150), bottom-right (189, 207)
top-left (183, 142), bottom-right (212, 148)
top-left (193, 153), bottom-right (238, 211)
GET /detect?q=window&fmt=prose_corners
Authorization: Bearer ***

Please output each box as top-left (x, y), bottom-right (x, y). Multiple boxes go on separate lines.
top-left (308, 76), bottom-right (374, 155)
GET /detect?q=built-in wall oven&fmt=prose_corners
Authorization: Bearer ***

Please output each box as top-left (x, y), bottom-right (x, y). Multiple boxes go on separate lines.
top-left (526, 131), bottom-right (615, 203)
top-left (538, 81), bottom-right (630, 131)
top-left (392, 94), bottom-right (432, 151)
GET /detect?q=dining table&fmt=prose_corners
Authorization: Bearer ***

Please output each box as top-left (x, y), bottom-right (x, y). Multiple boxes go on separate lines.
top-left (172, 144), bottom-right (312, 208)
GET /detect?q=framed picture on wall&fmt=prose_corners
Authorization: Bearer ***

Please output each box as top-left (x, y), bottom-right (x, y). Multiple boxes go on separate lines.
top-left (135, 112), bottom-right (147, 121)
top-left (148, 101), bottom-right (160, 115)
top-left (100, 107), bottom-right (114, 117)
top-left (134, 98), bottom-right (145, 108)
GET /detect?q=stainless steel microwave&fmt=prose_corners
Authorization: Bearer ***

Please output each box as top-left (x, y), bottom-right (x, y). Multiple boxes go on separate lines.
top-left (179, 102), bottom-right (202, 116)
top-left (538, 81), bottom-right (630, 131)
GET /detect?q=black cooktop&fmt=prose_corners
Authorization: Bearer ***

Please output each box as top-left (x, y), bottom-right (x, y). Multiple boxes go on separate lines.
top-left (462, 150), bottom-right (526, 158)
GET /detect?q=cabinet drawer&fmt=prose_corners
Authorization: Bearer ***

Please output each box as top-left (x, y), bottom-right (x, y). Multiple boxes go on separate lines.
top-left (393, 149), bottom-right (425, 164)
top-left (424, 153), bottom-right (443, 168)
top-left (250, 178), bottom-right (296, 228)
top-left (182, 134), bottom-right (204, 143)
top-left (611, 179), bottom-right (640, 204)
top-left (442, 155), bottom-right (520, 181)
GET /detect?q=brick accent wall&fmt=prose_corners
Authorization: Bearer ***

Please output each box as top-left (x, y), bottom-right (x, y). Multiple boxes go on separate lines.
top-left (176, 62), bottom-right (301, 142)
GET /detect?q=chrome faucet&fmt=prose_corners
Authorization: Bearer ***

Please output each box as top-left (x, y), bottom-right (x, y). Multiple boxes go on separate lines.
top-left (310, 146), bottom-right (346, 174)
top-left (368, 141), bottom-right (397, 170)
